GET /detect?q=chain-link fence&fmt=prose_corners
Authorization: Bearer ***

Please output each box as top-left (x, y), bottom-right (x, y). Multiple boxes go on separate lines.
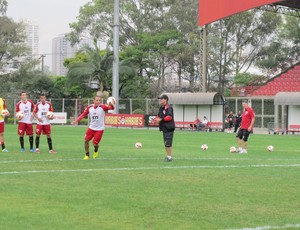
top-left (4, 97), bottom-right (280, 128)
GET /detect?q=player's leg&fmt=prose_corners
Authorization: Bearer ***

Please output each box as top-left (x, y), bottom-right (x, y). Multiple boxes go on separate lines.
top-left (35, 124), bottom-right (42, 153)
top-left (0, 123), bottom-right (8, 152)
top-left (242, 130), bottom-right (250, 153)
top-left (25, 123), bottom-right (34, 152)
top-left (45, 125), bottom-right (56, 154)
top-left (163, 131), bottom-right (173, 161)
top-left (92, 130), bottom-right (104, 159)
top-left (83, 128), bottom-right (94, 159)
top-left (18, 123), bottom-right (26, 152)
top-left (236, 129), bottom-right (243, 152)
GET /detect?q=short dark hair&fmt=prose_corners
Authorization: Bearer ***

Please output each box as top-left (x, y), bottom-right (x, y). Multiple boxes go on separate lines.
top-left (157, 94), bottom-right (168, 101)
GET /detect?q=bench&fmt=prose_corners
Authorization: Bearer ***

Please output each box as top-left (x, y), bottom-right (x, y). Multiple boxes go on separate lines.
top-left (207, 122), bottom-right (223, 132)
top-left (175, 121), bottom-right (193, 130)
top-left (287, 125), bottom-right (300, 134)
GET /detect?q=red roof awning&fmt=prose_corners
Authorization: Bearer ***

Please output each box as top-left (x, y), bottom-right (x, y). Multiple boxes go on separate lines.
top-left (198, 0), bottom-right (282, 26)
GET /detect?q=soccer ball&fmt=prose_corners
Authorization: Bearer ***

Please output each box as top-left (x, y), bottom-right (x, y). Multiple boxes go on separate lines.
top-left (107, 97), bottom-right (116, 106)
top-left (229, 146), bottom-right (237, 153)
top-left (135, 142), bottom-right (142, 149)
top-left (46, 111), bottom-right (54, 119)
top-left (16, 111), bottom-right (24, 120)
top-left (267, 145), bottom-right (274, 152)
top-left (1, 109), bottom-right (9, 117)
top-left (201, 144), bottom-right (208, 150)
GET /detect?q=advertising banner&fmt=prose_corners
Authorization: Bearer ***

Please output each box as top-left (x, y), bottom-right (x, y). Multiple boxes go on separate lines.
top-left (105, 114), bottom-right (145, 127)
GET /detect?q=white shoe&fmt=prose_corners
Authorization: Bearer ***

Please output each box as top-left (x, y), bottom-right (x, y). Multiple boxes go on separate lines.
top-left (239, 149), bottom-right (247, 154)
top-left (237, 147), bottom-right (242, 153)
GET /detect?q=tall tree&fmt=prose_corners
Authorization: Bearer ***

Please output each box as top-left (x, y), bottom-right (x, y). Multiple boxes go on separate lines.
top-left (0, 14), bottom-right (30, 73)
top-left (207, 10), bottom-right (282, 93)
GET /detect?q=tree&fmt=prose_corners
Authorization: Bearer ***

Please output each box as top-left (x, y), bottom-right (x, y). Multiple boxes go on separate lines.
top-left (207, 10), bottom-right (282, 93)
top-left (0, 0), bottom-right (7, 15)
top-left (0, 15), bottom-right (30, 73)
top-left (65, 40), bottom-right (137, 98)
top-left (255, 15), bottom-right (300, 72)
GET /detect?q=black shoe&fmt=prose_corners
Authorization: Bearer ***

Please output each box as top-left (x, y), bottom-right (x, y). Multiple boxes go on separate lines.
top-left (164, 157), bottom-right (172, 162)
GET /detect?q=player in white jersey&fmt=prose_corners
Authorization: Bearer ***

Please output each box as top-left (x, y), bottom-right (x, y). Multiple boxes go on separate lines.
top-left (15, 92), bottom-right (35, 153)
top-left (33, 94), bottom-right (57, 154)
top-left (72, 96), bottom-right (114, 160)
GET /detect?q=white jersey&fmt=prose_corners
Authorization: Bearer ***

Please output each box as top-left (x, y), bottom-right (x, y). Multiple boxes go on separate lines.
top-left (33, 101), bottom-right (53, 125)
top-left (87, 105), bottom-right (106, 130)
top-left (16, 100), bottom-right (35, 124)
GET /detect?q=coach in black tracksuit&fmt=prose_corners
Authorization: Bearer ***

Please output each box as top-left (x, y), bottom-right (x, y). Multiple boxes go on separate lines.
top-left (155, 94), bottom-right (175, 162)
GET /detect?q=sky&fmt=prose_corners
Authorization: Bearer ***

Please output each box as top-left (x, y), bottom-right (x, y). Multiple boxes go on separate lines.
top-left (6, 0), bottom-right (90, 69)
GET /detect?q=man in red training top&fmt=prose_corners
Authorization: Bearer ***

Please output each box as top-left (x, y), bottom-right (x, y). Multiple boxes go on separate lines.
top-left (72, 96), bottom-right (114, 160)
top-left (155, 94), bottom-right (175, 162)
top-left (236, 100), bottom-right (255, 154)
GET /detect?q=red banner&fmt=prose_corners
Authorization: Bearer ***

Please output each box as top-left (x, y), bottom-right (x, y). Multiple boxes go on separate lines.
top-left (105, 114), bottom-right (145, 127)
top-left (198, 0), bottom-right (281, 26)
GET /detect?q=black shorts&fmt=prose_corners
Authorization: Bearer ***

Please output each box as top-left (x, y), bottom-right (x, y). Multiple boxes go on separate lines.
top-left (236, 129), bottom-right (251, 142)
top-left (163, 131), bottom-right (174, 147)
top-left (228, 121), bottom-right (233, 128)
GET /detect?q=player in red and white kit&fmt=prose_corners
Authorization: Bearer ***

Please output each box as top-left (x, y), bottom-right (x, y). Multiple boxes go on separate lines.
top-left (0, 98), bottom-right (10, 153)
top-left (72, 96), bottom-right (114, 160)
top-left (33, 94), bottom-right (57, 154)
top-left (236, 100), bottom-right (255, 154)
top-left (16, 91), bottom-right (35, 153)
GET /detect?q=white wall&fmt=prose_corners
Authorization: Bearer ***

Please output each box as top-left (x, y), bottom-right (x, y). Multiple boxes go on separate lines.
top-left (172, 104), bottom-right (223, 123)
top-left (288, 106), bottom-right (300, 125)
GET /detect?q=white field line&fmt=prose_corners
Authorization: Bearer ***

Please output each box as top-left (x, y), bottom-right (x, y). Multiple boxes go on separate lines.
top-left (227, 223), bottom-right (300, 230)
top-left (0, 157), bottom-right (300, 164)
top-left (1, 164), bottom-right (300, 175)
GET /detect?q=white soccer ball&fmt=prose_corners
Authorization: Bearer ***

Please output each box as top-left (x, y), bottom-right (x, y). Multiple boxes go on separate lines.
top-left (229, 146), bottom-right (237, 153)
top-left (46, 111), bottom-right (54, 119)
top-left (201, 144), bottom-right (208, 150)
top-left (1, 109), bottom-right (9, 117)
top-left (267, 145), bottom-right (274, 152)
top-left (107, 97), bottom-right (116, 106)
top-left (16, 111), bottom-right (24, 120)
top-left (135, 142), bottom-right (142, 149)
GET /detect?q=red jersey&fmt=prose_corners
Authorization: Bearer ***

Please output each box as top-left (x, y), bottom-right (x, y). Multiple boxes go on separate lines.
top-left (240, 107), bottom-right (255, 129)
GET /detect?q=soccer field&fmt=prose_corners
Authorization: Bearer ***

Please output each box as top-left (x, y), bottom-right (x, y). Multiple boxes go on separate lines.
top-left (1, 125), bottom-right (300, 230)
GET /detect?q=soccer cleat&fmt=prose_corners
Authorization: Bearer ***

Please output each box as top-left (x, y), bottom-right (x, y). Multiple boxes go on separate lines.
top-left (237, 147), bottom-right (242, 153)
top-left (35, 148), bottom-right (41, 153)
top-left (93, 152), bottom-right (99, 159)
top-left (21, 148), bottom-right (25, 153)
top-left (49, 149), bottom-right (57, 154)
top-left (239, 149), bottom-right (248, 154)
top-left (30, 149), bottom-right (35, 153)
top-left (164, 156), bottom-right (173, 162)
top-left (2, 149), bottom-right (8, 153)
top-left (83, 155), bottom-right (90, 160)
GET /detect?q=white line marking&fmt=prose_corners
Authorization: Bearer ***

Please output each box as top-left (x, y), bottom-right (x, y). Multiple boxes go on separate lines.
top-left (1, 164), bottom-right (300, 175)
top-left (227, 223), bottom-right (300, 230)
top-left (0, 157), bottom-right (300, 164)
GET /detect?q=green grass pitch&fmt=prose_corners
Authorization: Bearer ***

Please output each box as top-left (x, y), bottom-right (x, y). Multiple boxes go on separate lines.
top-left (1, 124), bottom-right (300, 230)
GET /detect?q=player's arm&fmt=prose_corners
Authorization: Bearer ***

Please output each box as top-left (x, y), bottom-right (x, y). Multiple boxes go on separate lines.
top-left (71, 107), bottom-right (89, 125)
top-left (2, 99), bottom-right (10, 117)
top-left (248, 111), bottom-right (255, 131)
top-left (100, 104), bottom-right (114, 111)
top-left (33, 104), bottom-right (43, 123)
top-left (30, 101), bottom-right (36, 122)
